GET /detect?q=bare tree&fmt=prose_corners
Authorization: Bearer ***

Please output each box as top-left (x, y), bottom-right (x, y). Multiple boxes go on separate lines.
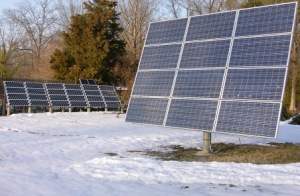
top-left (165, 0), bottom-right (183, 18)
top-left (54, 0), bottom-right (86, 30)
top-left (4, 0), bottom-right (57, 63)
top-left (118, 0), bottom-right (159, 62)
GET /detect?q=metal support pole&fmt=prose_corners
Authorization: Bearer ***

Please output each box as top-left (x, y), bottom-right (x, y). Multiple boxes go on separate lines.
top-left (87, 107), bottom-right (91, 112)
top-left (28, 106), bottom-right (32, 114)
top-left (6, 106), bottom-right (10, 116)
top-left (80, 108), bottom-right (83, 112)
top-left (49, 107), bottom-right (53, 113)
top-left (202, 132), bottom-right (211, 153)
top-left (105, 107), bottom-right (108, 112)
top-left (69, 108), bottom-right (72, 113)
top-left (61, 107), bottom-right (65, 112)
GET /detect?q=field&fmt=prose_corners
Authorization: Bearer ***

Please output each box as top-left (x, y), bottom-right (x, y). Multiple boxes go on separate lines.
top-left (0, 112), bottom-right (300, 195)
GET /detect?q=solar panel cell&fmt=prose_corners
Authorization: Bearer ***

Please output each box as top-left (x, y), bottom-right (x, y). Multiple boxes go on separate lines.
top-left (166, 99), bottom-right (218, 130)
top-left (216, 101), bottom-right (280, 137)
top-left (230, 35), bottom-right (291, 67)
top-left (132, 71), bottom-right (175, 96)
top-left (235, 3), bottom-right (296, 37)
top-left (180, 40), bottom-right (231, 68)
top-left (126, 97), bottom-right (169, 125)
top-left (186, 12), bottom-right (236, 41)
top-left (146, 18), bottom-right (188, 45)
top-left (139, 44), bottom-right (181, 70)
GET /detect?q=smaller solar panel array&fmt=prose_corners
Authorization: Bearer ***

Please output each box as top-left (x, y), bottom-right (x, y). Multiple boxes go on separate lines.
top-left (4, 81), bottom-right (120, 109)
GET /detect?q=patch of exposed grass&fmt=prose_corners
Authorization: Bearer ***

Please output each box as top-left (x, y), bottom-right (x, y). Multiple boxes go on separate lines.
top-left (142, 143), bottom-right (300, 164)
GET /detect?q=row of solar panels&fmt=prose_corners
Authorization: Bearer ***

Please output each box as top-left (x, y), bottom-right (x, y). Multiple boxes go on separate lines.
top-left (4, 81), bottom-right (120, 108)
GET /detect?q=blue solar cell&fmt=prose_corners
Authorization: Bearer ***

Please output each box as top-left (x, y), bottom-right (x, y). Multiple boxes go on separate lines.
top-left (173, 69), bottom-right (224, 98)
top-left (230, 35), bottom-right (291, 67)
top-left (65, 84), bottom-right (82, 90)
top-left (132, 71), bottom-right (175, 96)
top-left (6, 88), bottom-right (26, 94)
top-left (86, 96), bottom-right (103, 102)
top-left (8, 94), bottom-right (27, 99)
top-left (28, 94), bottom-right (48, 100)
top-left (69, 101), bottom-right (87, 107)
top-left (139, 44), bottom-right (181, 70)
top-left (166, 99), bottom-right (218, 130)
top-left (9, 99), bottom-right (29, 106)
top-left (26, 82), bottom-right (44, 88)
top-left (27, 88), bottom-right (46, 94)
top-left (180, 40), bottom-right (231, 68)
top-left (104, 96), bottom-right (119, 102)
top-left (186, 11), bottom-right (236, 41)
top-left (66, 89), bottom-right (83, 95)
top-left (106, 102), bottom-right (120, 109)
top-left (47, 89), bottom-right (65, 95)
top-left (88, 80), bottom-right (96, 85)
top-left (146, 18), bottom-right (188, 45)
top-left (89, 101), bottom-right (106, 108)
top-left (235, 3), bottom-right (296, 37)
top-left (4, 81), bottom-right (24, 88)
top-left (126, 97), bottom-right (169, 125)
top-left (82, 85), bottom-right (99, 91)
top-left (85, 91), bottom-right (101, 96)
top-left (46, 83), bottom-right (64, 89)
top-left (49, 95), bottom-right (67, 101)
top-left (216, 101), bottom-right (280, 137)
top-left (68, 95), bottom-right (86, 101)
top-left (223, 68), bottom-right (286, 100)
top-left (30, 100), bottom-right (49, 106)
top-left (50, 100), bottom-right (69, 107)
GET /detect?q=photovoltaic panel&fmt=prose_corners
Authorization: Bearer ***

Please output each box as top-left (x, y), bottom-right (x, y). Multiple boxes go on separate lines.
top-left (180, 40), bottom-right (231, 68)
top-left (216, 101), bottom-right (280, 137)
top-left (139, 44), bottom-right (182, 70)
top-left (235, 3), bottom-right (296, 37)
top-left (173, 70), bottom-right (224, 98)
top-left (223, 68), bottom-right (286, 100)
top-left (81, 84), bottom-right (105, 108)
top-left (126, 2), bottom-right (297, 138)
top-left (132, 71), bottom-right (175, 97)
top-left (126, 97), bottom-right (169, 125)
top-left (145, 18), bottom-right (188, 45)
top-left (45, 83), bottom-right (69, 107)
top-left (230, 35), bottom-right (291, 67)
top-left (186, 12), bottom-right (236, 41)
top-left (4, 81), bottom-right (29, 106)
top-left (98, 85), bottom-right (120, 109)
top-left (166, 99), bottom-right (218, 130)
top-left (64, 84), bottom-right (87, 107)
top-left (26, 82), bottom-right (49, 107)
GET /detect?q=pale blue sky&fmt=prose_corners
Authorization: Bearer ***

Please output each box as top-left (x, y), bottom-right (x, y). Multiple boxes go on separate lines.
top-left (0, 0), bottom-right (22, 11)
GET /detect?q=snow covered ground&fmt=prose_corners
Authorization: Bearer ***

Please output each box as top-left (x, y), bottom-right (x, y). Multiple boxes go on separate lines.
top-left (0, 112), bottom-right (299, 195)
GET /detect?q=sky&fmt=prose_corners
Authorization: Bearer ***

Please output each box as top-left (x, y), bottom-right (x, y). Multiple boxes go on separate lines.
top-left (0, 112), bottom-right (299, 195)
top-left (0, 0), bottom-right (20, 11)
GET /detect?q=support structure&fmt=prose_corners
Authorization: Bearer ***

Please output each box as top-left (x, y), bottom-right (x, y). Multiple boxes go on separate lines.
top-left (6, 106), bottom-right (10, 116)
top-left (28, 106), bottom-right (32, 113)
top-left (87, 107), bottom-right (91, 112)
top-left (49, 107), bottom-right (53, 113)
top-left (105, 107), bottom-right (108, 112)
top-left (202, 132), bottom-right (211, 153)
top-left (61, 107), bottom-right (65, 112)
top-left (69, 108), bottom-right (72, 113)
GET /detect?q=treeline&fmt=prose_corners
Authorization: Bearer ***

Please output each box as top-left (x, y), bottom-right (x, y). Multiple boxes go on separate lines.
top-left (0, 0), bottom-right (299, 112)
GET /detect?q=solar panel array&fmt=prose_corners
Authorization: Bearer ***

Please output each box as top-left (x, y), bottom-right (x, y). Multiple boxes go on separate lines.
top-left (126, 3), bottom-right (297, 138)
top-left (4, 81), bottom-right (120, 109)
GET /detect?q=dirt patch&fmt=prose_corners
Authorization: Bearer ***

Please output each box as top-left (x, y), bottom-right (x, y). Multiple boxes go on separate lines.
top-left (141, 143), bottom-right (300, 164)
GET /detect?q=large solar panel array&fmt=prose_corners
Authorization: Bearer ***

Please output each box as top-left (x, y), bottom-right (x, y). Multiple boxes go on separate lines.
top-left (126, 3), bottom-right (297, 138)
top-left (4, 81), bottom-right (120, 110)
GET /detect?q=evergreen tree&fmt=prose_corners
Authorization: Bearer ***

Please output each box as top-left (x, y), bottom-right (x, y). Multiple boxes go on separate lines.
top-left (50, 0), bottom-right (125, 84)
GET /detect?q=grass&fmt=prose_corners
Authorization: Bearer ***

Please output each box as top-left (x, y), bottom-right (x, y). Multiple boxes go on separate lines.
top-left (143, 143), bottom-right (300, 164)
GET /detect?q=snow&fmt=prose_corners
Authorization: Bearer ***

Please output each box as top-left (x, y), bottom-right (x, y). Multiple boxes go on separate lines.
top-left (0, 112), bottom-right (299, 195)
